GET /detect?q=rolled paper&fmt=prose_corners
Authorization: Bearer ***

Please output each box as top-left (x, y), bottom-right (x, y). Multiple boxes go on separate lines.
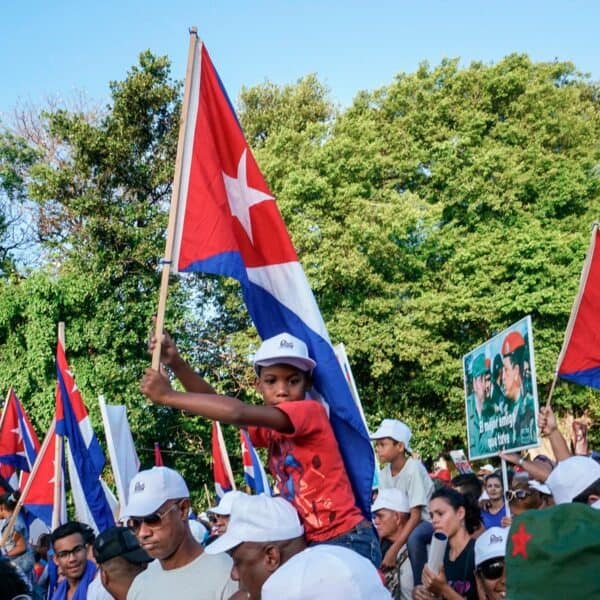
top-left (427, 531), bottom-right (448, 573)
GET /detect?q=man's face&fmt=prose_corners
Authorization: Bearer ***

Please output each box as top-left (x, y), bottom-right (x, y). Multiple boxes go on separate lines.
top-left (372, 508), bottom-right (405, 540)
top-left (230, 542), bottom-right (273, 600)
top-left (131, 499), bottom-right (186, 561)
top-left (53, 532), bottom-right (88, 582)
top-left (476, 560), bottom-right (506, 600)
top-left (473, 375), bottom-right (487, 402)
top-left (501, 356), bottom-right (520, 400)
top-left (215, 514), bottom-right (230, 536)
top-left (255, 365), bottom-right (309, 406)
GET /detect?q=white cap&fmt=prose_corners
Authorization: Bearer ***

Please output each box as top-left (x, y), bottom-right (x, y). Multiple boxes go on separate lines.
top-left (261, 545), bottom-right (391, 600)
top-left (122, 467), bottom-right (189, 518)
top-left (208, 490), bottom-right (244, 516)
top-left (546, 456), bottom-right (600, 504)
top-left (369, 419), bottom-right (412, 451)
top-left (528, 480), bottom-right (552, 496)
top-left (371, 488), bottom-right (410, 514)
top-left (252, 333), bottom-right (316, 373)
top-left (475, 526), bottom-right (508, 567)
top-left (479, 464), bottom-right (495, 474)
top-left (205, 494), bottom-right (304, 554)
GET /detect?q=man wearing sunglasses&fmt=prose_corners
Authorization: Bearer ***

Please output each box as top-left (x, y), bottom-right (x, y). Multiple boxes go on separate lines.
top-left (473, 526), bottom-right (507, 600)
top-left (123, 466), bottom-right (237, 600)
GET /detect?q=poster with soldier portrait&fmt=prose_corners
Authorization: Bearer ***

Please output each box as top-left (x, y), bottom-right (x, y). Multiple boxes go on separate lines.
top-left (464, 316), bottom-right (540, 460)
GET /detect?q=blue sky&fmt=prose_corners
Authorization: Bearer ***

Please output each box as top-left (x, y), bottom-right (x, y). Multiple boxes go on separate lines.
top-left (1, 1), bottom-right (598, 119)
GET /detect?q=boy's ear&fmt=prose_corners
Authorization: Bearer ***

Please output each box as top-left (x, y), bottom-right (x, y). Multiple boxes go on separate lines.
top-left (396, 441), bottom-right (405, 452)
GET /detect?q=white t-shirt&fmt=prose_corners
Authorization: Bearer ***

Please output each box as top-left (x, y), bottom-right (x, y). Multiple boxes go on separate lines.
top-left (378, 458), bottom-right (435, 522)
top-left (126, 551), bottom-right (237, 600)
top-left (86, 574), bottom-right (114, 600)
top-left (261, 544), bottom-right (391, 600)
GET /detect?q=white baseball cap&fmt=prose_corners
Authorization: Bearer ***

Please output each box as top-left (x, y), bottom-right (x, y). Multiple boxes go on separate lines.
top-left (122, 467), bottom-right (189, 518)
top-left (205, 494), bottom-right (304, 555)
top-left (546, 456), bottom-right (600, 504)
top-left (208, 490), bottom-right (244, 516)
top-left (528, 480), bottom-right (552, 496)
top-left (369, 419), bottom-right (412, 451)
top-left (475, 526), bottom-right (508, 567)
top-left (252, 333), bottom-right (316, 373)
top-left (262, 544), bottom-right (391, 600)
top-left (371, 488), bottom-right (410, 514)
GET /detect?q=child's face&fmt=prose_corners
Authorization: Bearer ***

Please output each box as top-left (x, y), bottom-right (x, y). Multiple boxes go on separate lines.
top-left (255, 364), bottom-right (310, 406)
top-left (374, 438), bottom-right (404, 463)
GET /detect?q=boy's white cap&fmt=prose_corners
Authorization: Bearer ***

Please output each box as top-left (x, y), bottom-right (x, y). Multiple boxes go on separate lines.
top-left (122, 467), bottom-right (189, 518)
top-left (371, 488), bottom-right (410, 514)
top-left (369, 419), bottom-right (412, 451)
top-left (208, 490), bottom-right (244, 516)
top-left (252, 333), bottom-right (316, 373)
top-left (261, 545), bottom-right (391, 600)
top-left (546, 456), bottom-right (600, 504)
top-left (475, 526), bottom-right (508, 567)
top-left (205, 494), bottom-right (304, 555)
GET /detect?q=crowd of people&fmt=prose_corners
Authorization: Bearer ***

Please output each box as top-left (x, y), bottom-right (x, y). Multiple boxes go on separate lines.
top-left (1, 330), bottom-right (599, 599)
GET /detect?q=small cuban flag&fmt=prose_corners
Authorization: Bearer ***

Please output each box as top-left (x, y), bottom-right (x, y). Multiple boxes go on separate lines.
top-left (240, 429), bottom-right (271, 496)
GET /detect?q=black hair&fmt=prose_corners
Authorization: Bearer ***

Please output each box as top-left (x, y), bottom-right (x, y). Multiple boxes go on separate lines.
top-left (431, 487), bottom-right (481, 534)
top-left (451, 473), bottom-right (483, 500)
top-left (51, 521), bottom-right (95, 546)
top-left (0, 490), bottom-right (20, 511)
top-left (0, 556), bottom-right (31, 598)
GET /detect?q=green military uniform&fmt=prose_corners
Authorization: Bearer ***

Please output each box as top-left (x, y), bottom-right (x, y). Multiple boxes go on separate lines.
top-left (466, 354), bottom-right (494, 458)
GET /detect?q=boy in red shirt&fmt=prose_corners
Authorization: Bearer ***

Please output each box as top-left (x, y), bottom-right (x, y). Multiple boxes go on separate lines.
top-left (141, 331), bottom-right (381, 567)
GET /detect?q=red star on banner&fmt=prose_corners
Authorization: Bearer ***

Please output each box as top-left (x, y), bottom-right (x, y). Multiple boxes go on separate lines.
top-left (511, 522), bottom-right (533, 559)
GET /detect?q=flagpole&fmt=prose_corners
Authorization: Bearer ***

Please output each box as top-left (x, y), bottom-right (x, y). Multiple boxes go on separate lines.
top-left (52, 322), bottom-right (65, 530)
top-left (0, 420), bottom-right (56, 547)
top-left (546, 222), bottom-right (599, 407)
top-left (152, 27), bottom-right (199, 370)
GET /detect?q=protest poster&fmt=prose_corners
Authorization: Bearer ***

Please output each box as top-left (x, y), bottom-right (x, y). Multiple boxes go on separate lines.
top-left (449, 449), bottom-right (473, 474)
top-left (464, 316), bottom-right (540, 460)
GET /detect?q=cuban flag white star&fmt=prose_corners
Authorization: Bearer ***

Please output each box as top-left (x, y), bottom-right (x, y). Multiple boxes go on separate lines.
top-left (223, 149), bottom-right (273, 244)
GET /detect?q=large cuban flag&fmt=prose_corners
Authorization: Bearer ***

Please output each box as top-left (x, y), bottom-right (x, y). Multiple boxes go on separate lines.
top-left (55, 341), bottom-right (114, 532)
top-left (0, 388), bottom-right (40, 474)
top-left (170, 35), bottom-right (373, 518)
top-left (556, 223), bottom-right (600, 389)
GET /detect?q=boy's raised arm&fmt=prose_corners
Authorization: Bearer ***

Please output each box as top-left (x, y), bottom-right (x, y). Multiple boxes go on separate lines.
top-left (140, 368), bottom-right (294, 433)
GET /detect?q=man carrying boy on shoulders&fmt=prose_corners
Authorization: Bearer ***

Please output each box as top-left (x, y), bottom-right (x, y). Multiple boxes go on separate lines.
top-left (371, 419), bottom-right (434, 585)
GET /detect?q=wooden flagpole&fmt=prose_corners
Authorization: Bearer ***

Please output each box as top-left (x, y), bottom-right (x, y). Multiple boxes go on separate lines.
top-left (52, 322), bottom-right (65, 530)
top-left (152, 27), bottom-right (199, 370)
top-left (0, 420), bottom-right (56, 547)
top-left (546, 222), bottom-right (599, 408)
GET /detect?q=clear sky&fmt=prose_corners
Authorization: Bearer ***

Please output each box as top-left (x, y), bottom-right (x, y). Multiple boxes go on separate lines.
top-left (1, 1), bottom-right (598, 119)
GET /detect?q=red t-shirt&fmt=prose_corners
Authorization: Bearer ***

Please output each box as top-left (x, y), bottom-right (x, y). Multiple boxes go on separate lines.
top-left (248, 399), bottom-right (363, 542)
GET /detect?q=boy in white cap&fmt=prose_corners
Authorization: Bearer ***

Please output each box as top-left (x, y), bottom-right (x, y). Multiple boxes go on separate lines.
top-left (546, 455), bottom-right (600, 506)
top-left (121, 467), bottom-right (237, 600)
top-left (370, 419), bottom-right (434, 584)
top-left (372, 488), bottom-right (414, 600)
top-left (474, 527), bottom-right (508, 600)
top-left (141, 332), bottom-right (380, 566)
top-left (205, 492), bottom-right (391, 600)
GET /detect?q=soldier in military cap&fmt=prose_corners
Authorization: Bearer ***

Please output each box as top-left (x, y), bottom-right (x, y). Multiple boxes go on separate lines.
top-left (500, 331), bottom-right (536, 448)
top-left (467, 353), bottom-right (495, 457)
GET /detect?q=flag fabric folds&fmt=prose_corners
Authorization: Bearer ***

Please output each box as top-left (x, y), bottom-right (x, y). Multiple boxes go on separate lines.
top-left (0, 388), bottom-right (40, 473)
top-left (55, 341), bottom-right (114, 532)
top-left (211, 421), bottom-right (235, 500)
top-left (170, 36), bottom-right (373, 518)
top-left (556, 223), bottom-right (600, 389)
top-left (99, 396), bottom-right (140, 509)
top-left (240, 429), bottom-right (271, 496)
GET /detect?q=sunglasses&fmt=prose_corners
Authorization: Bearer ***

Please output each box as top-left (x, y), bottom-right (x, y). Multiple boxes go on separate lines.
top-left (478, 559), bottom-right (504, 580)
top-left (55, 543), bottom-right (87, 560)
top-left (127, 500), bottom-right (181, 532)
top-left (505, 489), bottom-right (533, 502)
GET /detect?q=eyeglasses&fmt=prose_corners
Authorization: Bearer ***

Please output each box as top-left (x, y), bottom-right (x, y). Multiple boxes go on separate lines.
top-left (55, 544), bottom-right (87, 560)
top-left (478, 559), bottom-right (504, 580)
top-left (505, 489), bottom-right (533, 502)
top-left (127, 501), bottom-right (181, 532)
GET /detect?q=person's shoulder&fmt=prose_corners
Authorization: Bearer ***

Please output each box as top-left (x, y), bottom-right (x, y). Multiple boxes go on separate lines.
top-left (195, 549), bottom-right (233, 569)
